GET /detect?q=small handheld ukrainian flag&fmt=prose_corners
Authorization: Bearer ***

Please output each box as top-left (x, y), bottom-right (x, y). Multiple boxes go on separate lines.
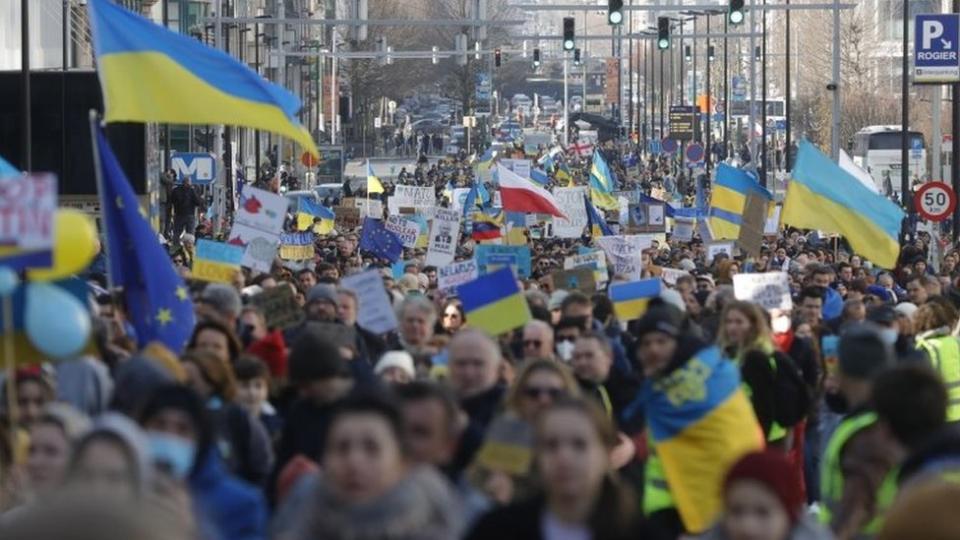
top-left (456, 267), bottom-right (531, 337)
top-left (584, 195), bottom-right (612, 237)
top-left (589, 150), bottom-right (619, 210)
top-left (367, 160), bottom-right (385, 194)
top-left (555, 161), bottom-right (575, 187)
top-left (87, 0), bottom-right (318, 157)
top-left (297, 197), bottom-right (335, 234)
top-left (608, 278), bottom-right (661, 321)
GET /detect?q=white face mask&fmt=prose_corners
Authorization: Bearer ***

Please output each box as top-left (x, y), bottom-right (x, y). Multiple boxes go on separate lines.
top-left (771, 315), bottom-right (792, 334)
top-left (556, 340), bottom-right (575, 362)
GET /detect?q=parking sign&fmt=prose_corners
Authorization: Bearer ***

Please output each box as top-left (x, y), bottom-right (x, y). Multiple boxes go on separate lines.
top-left (915, 14), bottom-right (960, 84)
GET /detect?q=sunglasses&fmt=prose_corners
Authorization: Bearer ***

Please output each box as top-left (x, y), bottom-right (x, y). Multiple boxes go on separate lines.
top-left (522, 386), bottom-right (565, 399)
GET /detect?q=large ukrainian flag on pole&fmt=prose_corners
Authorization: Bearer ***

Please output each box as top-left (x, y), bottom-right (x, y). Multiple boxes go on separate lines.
top-left (782, 140), bottom-right (904, 269)
top-left (589, 150), bottom-right (620, 210)
top-left (637, 346), bottom-right (764, 533)
top-left (708, 163), bottom-right (772, 240)
top-left (87, 0), bottom-right (318, 157)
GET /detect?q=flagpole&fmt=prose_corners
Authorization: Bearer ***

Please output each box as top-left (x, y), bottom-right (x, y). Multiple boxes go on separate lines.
top-left (88, 109), bottom-right (116, 292)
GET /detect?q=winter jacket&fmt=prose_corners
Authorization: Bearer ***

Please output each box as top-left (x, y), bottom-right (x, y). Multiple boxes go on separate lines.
top-left (696, 515), bottom-right (834, 540)
top-left (189, 448), bottom-right (268, 540)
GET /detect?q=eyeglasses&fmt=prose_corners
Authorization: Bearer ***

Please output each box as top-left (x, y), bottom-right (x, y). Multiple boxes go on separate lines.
top-left (523, 339), bottom-right (542, 348)
top-left (522, 386), bottom-right (565, 399)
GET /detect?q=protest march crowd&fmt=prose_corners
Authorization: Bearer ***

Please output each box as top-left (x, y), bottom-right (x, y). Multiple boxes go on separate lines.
top-left (4, 1), bottom-right (960, 539)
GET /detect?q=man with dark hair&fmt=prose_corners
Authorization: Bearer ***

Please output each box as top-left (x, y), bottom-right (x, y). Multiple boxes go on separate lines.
top-left (906, 274), bottom-right (940, 305)
top-left (807, 264), bottom-right (843, 321)
top-left (296, 268), bottom-right (318, 293)
top-left (395, 382), bottom-right (462, 476)
top-left (873, 364), bottom-right (947, 453)
top-left (837, 262), bottom-right (853, 286)
top-left (797, 286), bottom-right (826, 328)
top-left (559, 292), bottom-right (632, 373)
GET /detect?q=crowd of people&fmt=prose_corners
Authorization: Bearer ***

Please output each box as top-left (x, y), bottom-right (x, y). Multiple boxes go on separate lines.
top-left (2, 138), bottom-right (960, 540)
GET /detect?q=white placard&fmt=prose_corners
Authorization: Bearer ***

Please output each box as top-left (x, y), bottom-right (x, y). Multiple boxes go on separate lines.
top-left (500, 158), bottom-right (532, 179)
top-left (764, 205), bottom-right (781, 236)
top-left (393, 185), bottom-right (436, 208)
top-left (228, 222), bottom-right (279, 273)
top-left (451, 188), bottom-right (472, 212)
top-left (707, 242), bottom-right (735, 263)
top-left (595, 235), bottom-right (652, 281)
top-left (437, 259), bottom-right (479, 292)
top-left (672, 217), bottom-right (695, 242)
top-left (235, 185), bottom-right (287, 234)
top-left (426, 208), bottom-right (461, 267)
top-left (564, 251), bottom-right (608, 272)
top-left (551, 186), bottom-right (589, 238)
top-left (661, 268), bottom-right (690, 286)
top-left (0, 174), bottom-right (56, 251)
top-left (385, 215), bottom-right (420, 248)
top-left (733, 272), bottom-right (793, 312)
top-left (358, 199), bottom-right (383, 219)
top-left (340, 269), bottom-right (399, 334)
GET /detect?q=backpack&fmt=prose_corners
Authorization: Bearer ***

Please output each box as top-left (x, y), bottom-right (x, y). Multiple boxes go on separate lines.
top-left (741, 350), bottom-right (812, 433)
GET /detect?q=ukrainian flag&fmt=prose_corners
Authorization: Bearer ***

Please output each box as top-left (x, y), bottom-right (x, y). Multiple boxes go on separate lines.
top-left (531, 168), bottom-right (550, 185)
top-left (367, 160), bottom-right (385, 194)
top-left (638, 346), bottom-right (764, 533)
top-left (708, 163), bottom-right (772, 240)
top-left (297, 197), bottom-right (335, 234)
top-left (456, 267), bottom-right (531, 336)
top-left (590, 150), bottom-right (619, 210)
top-left (782, 140), bottom-right (904, 269)
top-left (608, 279), bottom-right (661, 321)
top-left (584, 195), bottom-right (612, 237)
top-left (475, 148), bottom-right (497, 173)
top-left (86, 0), bottom-right (317, 157)
top-left (555, 162), bottom-right (575, 187)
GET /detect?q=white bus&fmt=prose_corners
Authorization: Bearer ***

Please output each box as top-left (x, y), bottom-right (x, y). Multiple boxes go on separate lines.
top-left (851, 126), bottom-right (926, 194)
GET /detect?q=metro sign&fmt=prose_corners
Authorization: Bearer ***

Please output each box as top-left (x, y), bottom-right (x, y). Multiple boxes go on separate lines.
top-left (915, 14), bottom-right (960, 84)
top-left (171, 152), bottom-right (217, 185)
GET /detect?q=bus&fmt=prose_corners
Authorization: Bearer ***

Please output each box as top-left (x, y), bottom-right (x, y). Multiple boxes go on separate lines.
top-left (850, 126), bottom-right (926, 194)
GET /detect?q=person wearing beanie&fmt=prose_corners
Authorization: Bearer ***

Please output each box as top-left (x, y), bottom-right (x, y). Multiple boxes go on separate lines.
top-left (375, 351), bottom-right (416, 385)
top-left (198, 283), bottom-right (243, 329)
top-left (698, 451), bottom-right (832, 540)
top-left (819, 323), bottom-right (899, 540)
top-left (304, 284), bottom-right (339, 322)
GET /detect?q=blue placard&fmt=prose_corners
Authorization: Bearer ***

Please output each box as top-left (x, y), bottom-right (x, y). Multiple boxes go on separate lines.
top-left (475, 245), bottom-right (532, 278)
top-left (915, 14), bottom-right (960, 84)
top-left (196, 239), bottom-right (244, 265)
top-left (170, 152), bottom-right (218, 185)
top-left (280, 232), bottom-right (314, 246)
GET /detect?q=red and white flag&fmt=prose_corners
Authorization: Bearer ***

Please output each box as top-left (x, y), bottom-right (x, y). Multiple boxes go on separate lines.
top-left (568, 140), bottom-right (594, 156)
top-left (497, 164), bottom-right (567, 218)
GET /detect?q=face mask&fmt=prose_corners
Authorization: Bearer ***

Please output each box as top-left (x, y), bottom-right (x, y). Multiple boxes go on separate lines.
top-left (556, 340), bottom-right (575, 362)
top-left (824, 391), bottom-right (850, 415)
top-left (879, 328), bottom-right (898, 346)
top-left (771, 315), bottom-right (791, 334)
top-left (148, 432), bottom-right (196, 480)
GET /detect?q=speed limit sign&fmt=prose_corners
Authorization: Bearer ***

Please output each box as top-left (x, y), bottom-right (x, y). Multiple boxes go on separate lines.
top-left (915, 182), bottom-right (957, 222)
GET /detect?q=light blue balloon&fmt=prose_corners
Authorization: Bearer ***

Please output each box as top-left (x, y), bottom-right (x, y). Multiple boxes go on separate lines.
top-left (25, 283), bottom-right (91, 360)
top-left (0, 268), bottom-right (18, 296)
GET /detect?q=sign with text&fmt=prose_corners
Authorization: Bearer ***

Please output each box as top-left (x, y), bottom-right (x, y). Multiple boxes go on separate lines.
top-left (393, 185), bottom-right (436, 208)
top-left (668, 105), bottom-right (696, 141)
top-left (500, 158), bottom-right (532, 180)
top-left (426, 208), bottom-right (461, 267)
top-left (596, 235), bottom-right (652, 281)
top-left (551, 268), bottom-right (596, 294)
top-left (340, 269), bottom-right (399, 334)
top-left (0, 174), bottom-right (56, 253)
top-left (628, 202), bottom-right (666, 233)
top-left (438, 259), bottom-right (479, 292)
top-left (552, 186), bottom-right (589, 238)
top-left (279, 232), bottom-right (315, 260)
top-left (915, 14), bottom-right (960, 84)
top-left (476, 245), bottom-right (532, 278)
top-left (385, 215), bottom-right (420, 248)
top-left (672, 217), bottom-right (695, 242)
top-left (251, 285), bottom-right (304, 329)
top-left (733, 272), bottom-right (793, 312)
top-left (661, 267), bottom-right (690, 286)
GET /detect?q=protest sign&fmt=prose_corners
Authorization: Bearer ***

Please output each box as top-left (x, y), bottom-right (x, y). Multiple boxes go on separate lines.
top-left (661, 267), bottom-right (690, 286)
top-left (500, 158), bottom-right (531, 179)
top-left (706, 242), bottom-right (735, 263)
top-left (564, 250), bottom-right (607, 272)
top-left (765, 204), bottom-right (782, 236)
top-left (251, 285), bottom-right (304, 329)
top-left (385, 215), bottom-right (420, 248)
top-left (358, 199), bottom-right (383, 219)
top-left (426, 208), bottom-right (460, 267)
top-left (613, 190), bottom-right (641, 205)
top-left (0, 174), bottom-right (56, 270)
top-left (551, 187), bottom-right (589, 238)
top-left (279, 232), bottom-right (315, 260)
top-left (550, 268), bottom-right (596, 294)
top-left (340, 269), bottom-right (399, 334)
top-left (476, 245), bottom-right (532, 278)
top-left (672, 217), bottom-right (695, 243)
top-left (737, 192), bottom-right (767, 257)
top-left (733, 272), bottom-right (792, 312)
top-left (628, 202), bottom-right (666, 233)
top-left (451, 188), bottom-right (472, 212)
top-left (393, 185), bottom-right (436, 208)
top-left (596, 235), bottom-right (653, 281)
top-left (226, 223), bottom-right (279, 272)
top-left (193, 239), bottom-right (244, 283)
top-left (235, 185), bottom-right (287, 232)
top-left (438, 259), bottom-right (479, 292)
top-left (334, 206), bottom-right (361, 230)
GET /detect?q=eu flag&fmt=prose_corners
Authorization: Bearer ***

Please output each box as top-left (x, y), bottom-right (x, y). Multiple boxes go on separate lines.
top-left (95, 124), bottom-right (195, 352)
top-left (359, 217), bottom-right (403, 262)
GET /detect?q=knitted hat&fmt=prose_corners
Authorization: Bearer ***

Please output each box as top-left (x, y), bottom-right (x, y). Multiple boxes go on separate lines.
top-left (288, 325), bottom-right (348, 383)
top-left (375, 351), bottom-right (416, 380)
top-left (838, 323), bottom-right (894, 380)
top-left (724, 450), bottom-right (804, 525)
top-left (397, 273), bottom-right (421, 294)
top-left (200, 283), bottom-right (242, 320)
top-left (634, 300), bottom-right (684, 340)
top-left (305, 284), bottom-right (338, 306)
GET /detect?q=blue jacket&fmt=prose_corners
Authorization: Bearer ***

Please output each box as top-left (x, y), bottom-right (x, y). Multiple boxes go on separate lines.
top-left (190, 448), bottom-right (268, 540)
top-left (822, 286), bottom-right (843, 321)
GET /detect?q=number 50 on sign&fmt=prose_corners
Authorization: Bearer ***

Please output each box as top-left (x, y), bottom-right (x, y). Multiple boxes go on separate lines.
top-left (915, 182), bottom-right (957, 222)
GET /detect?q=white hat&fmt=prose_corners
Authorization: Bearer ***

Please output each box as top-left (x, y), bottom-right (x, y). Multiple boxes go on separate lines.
top-left (375, 351), bottom-right (416, 379)
top-left (895, 302), bottom-right (919, 319)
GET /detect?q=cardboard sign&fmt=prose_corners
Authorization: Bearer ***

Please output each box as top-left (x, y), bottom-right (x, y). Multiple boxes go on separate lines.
top-left (733, 272), bottom-right (793, 312)
top-left (628, 202), bottom-right (667, 233)
top-left (438, 259), bottom-right (479, 292)
top-left (551, 268), bottom-right (596, 294)
top-left (235, 185), bottom-right (287, 233)
top-left (661, 267), bottom-right (690, 286)
top-left (358, 199), bottom-right (383, 219)
top-left (393, 185), bottom-right (436, 208)
top-left (340, 269), bottom-right (399, 334)
top-left (737, 192), bottom-right (767, 257)
top-left (672, 217), bottom-right (695, 242)
top-left (551, 187), bottom-right (589, 238)
top-left (251, 285), bottom-right (304, 329)
top-left (334, 206), bottom-right (361, 231)
top-left (385, 215), bottom-right (420, 248)
top-left (475, 245), bottom-right (532, 278)
top-left (707, 242), bottom-right (735, 263)
top-left (279, 232), bottom-right (315, 260)
top-left (426, 208), bottom-right (461, 267)
top-left (227, 223), bottom-right (279, 272)
top-left (764, 204), bottom-right (782, 236)
top-left (0, 174), bottom-right (56, 251)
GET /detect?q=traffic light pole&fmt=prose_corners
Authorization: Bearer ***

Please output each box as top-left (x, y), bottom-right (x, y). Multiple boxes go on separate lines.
top-left (563, 51), bottom-right (569, 147)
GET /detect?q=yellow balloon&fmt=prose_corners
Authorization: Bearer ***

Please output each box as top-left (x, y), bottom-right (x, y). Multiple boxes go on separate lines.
top-left (27, 209), bottom-right (98, 281)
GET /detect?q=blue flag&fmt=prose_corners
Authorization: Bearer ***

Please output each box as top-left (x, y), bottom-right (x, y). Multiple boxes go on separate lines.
top-left (297, 196), bottom-right (334, 219)
top-left (95, 125), bottom-right (195, 352)
top-left (359, 217), bottom-right (403, 262)
top-left (463, 182), bottom-right (479, 217)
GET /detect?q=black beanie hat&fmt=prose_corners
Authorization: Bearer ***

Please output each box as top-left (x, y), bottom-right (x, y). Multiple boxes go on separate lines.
top-left (288, 324), bottom-right (348, 384)
top-left (838, 323), bottom-right (894, 380)
top-left (634, 299), bottom-right (685, 340)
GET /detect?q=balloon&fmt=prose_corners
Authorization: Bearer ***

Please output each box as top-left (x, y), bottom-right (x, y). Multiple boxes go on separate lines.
top-left (0, 268), bottom-right (18, 296)
top-left (27, 209), bottom-right (98, 282)
top-left (25, 282), bottom-right (91, 360)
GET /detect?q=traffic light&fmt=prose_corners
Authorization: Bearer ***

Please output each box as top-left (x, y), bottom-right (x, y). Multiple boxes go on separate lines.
top-left (563, 17), bottom-right (575, 51)
top-left (729, 0), bottom-right (745, 25)
top-left (533, 48), bottom-right (541, 68)
top-left (755, 45), bottom-right (761, 61)
top-left (495, 48), bottom-right (501, 67)
top-left (657, 17), bottom-right (670, 50)
top-left (684, 45), bottom-right (691, 62)
top-left (608, 0), bottom-right (624, 25)
top-left (574, 48), bottom-right (581, 65)
top-left (708, 45), bottom-right (715, 61)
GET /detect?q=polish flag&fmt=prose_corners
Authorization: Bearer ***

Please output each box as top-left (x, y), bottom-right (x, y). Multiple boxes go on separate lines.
top-left (497, 164), bottom-right (567, 218)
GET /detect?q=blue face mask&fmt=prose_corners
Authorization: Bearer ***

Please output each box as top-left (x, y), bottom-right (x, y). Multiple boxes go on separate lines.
top-left (148, 432), bottom-right (196, 480)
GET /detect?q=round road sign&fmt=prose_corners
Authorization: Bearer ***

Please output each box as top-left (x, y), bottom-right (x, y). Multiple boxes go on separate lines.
top-left (915, 181), bottom-right (957, 222)
top-left (685, 142), bottom-right (705, 164)
top-left (661, 138), bottom-right (678, 155)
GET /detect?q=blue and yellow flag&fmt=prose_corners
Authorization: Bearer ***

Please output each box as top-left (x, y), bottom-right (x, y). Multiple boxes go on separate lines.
top-left (95, 124), bottom-right (195, 353)
top-left (456, 267), bottom-right (531, 336)
top-left (608, 278), bottom-right (661, 321)
top-left (783, 140), bottom-right (904, 268)
top-left (589, 150), bottom-right (619, 210)
top-left (584, 195), bottom-right (612, 237)
top-left (530, 168), bottom-right (550, 185)
top-left (367, 160), bottom-right (384, 194)
top-left (555, 161), bottom-right (575, 187)
top-left (297, 197), bottom-right (335, 234)
top-left (87, 0), bottom-right (317, 156)
top-left (636, 346), bottom-right (764, 533)
top-left (708, 163), bottom-right (772, 240)
top-left (475, 148), bottom-right (496, 173)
